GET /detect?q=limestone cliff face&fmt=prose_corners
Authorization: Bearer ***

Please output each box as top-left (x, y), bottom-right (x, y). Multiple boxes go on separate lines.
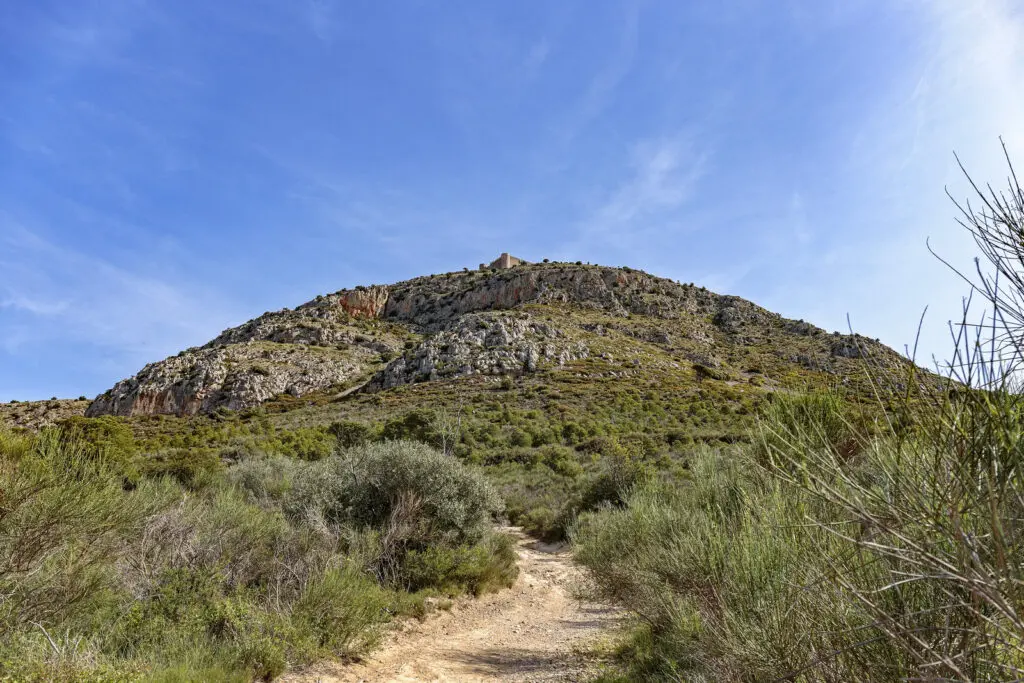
top-left (86, 299), bottom-right (408, 417)
top-left (87, 262), bottom-right (898, 417)
top-left (369, 312), bottom-right (590, 390)
top-left (339, 286), bottom-right (389, 318)
top-left (379, 266), bottom-right (722, 329)
top-left (86, 341), bottom-right (386, 417)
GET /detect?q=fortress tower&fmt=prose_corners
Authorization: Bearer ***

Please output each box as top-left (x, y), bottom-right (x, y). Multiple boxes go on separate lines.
top-left (479, 253), bottom-right (526, 270)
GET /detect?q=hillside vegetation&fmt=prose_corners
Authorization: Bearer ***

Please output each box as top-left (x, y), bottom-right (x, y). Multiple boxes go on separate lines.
top-left (5, 163), bottom-right (1016, 680)
top-left (0, 432), bottom-right (516, 681)
top-left (573, 152), bottom-right (1024, 681)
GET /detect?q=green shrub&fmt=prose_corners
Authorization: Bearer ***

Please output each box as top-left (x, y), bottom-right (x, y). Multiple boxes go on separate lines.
top-left (488, 461), bottom-right (575, 536)
top-left (192, 490), bottom-right (292, 589)
top-left (618, 432), bottom-right (664, 460)
top-left (0, 630), bottom-right (142, 682)
top-left (561, 421), bottom-right (589, 445)
top-left (228, 454), bottom-right (298, 506)
top-left (576, 435), bottom-right (626, 458)
top-left (518, 506), bottom-right (560, 542)
top-left (235, 637), bottom-right (286, 682)
top-left (328, 420), bottom-right (372, 448)
top-left (141, 447), bottom-right (225, 489)
top-left (380, 410), bottom-right (439, 446)
top-left (576, 382), bottom-right (1024, 681)
top-left (535, 444), bottom-right (583, 477)
top-left (112, 567), bottom-right (224, 653)
top-left (0, 425), bottom-right (519, 679)
top-left (403, 533), bottom-right (518, 595)
top-left (292, 565), bottom-right (390, 656)
top-left (0, 429), bottom-right (148, 633)
top-left (275, 427), bottom-right (334, 461)
top-left (56, 415), bottom-right (140, 479)
top-left (482, 446), bottom-right (533, 467)
top-left (288, 441), bottom-right (502, 547)
top-left (573, 449), bottom-right (854, 681)
top-left (507, 427), bottom-right (532, 448)
top-left (756, 391), bottom-right (862, 467)
top-left (572, 451), bottom-right (649, 513)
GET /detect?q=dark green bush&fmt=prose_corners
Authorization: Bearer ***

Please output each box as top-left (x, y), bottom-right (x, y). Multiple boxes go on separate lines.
top-left (57, 415), bottom-right (139, 479)
top-left (572, 451), bottom-right (649, 512)
top-left (141, 447), bottom-right (224, 489)
top-left (403, 533), bottom-right (518, 595)
top-left (534, 444), bottom-right (583, 477)
top-left (275, 426), bottom-right (334, 461)
top-left (576, 435), bottom-right (625, 458)
top-left (380, 410), bottom-right (439, 446)
top-left (292, 566), bottom-right (390, 655)
top-left (507, 428), bottom-right (532, 447)
top-left (328, 420), bottom-right (372, 448)
top-left (561, 422), bottom-right (589, 445)
top-left (618, 432), bottom-right (663, 460)
top-left (519, 506), bottom-right (560, 542)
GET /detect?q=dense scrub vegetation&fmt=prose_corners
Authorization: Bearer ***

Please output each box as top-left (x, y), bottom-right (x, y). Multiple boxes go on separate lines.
top-left (577, 387), bottom-right (1024, 680)
top-left (0, 433), bottom-right (515, 681)
top-left (574, 150), bottom-right (1024, 681)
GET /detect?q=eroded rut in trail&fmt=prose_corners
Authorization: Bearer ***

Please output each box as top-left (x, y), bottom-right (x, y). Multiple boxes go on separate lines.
top-left (284, 529), bottom-right (619, 683)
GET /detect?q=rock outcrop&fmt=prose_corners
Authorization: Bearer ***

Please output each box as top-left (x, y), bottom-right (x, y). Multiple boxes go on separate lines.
top-left (370, 312), bottom-right (589, 390)
top-left (379, 266), bottom-right (721, 330)
top-left (339, 286), bottom-right (390, 318)
top-left (86, 342), bottom-right (382, 417)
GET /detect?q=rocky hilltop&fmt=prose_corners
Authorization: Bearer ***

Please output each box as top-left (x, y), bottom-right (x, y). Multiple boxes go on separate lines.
top-left (87, 262), bottom-right (899, 417)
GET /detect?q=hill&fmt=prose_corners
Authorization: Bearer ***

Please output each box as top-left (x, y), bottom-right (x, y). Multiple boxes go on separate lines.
top-left (84, 259), bottom-right (901, 422)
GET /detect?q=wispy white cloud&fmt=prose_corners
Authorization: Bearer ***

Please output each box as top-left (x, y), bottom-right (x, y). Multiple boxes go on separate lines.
top-left (524, 39), bottom-right (551, 75)
top-left (558, 0), bottom-right (641, 145)
top-left (30, 0), bottom-right (164, 67)
top-left (598, 137), bottom-right (706, 224)
top-left (761, 0), bottom-right (1024, 363)
top-left (571, 135), bottom-right (707, 256)
top-left (307, 0), bottom-right (340, 44)
top-left (0, 217), bottom-right (238, 363)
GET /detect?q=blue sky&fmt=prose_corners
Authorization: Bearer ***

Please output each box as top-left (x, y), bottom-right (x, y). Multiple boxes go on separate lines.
top-left (2, 1), bottom-right (1023, 401)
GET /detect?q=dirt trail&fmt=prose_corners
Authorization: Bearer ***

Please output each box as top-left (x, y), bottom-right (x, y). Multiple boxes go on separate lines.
top-left (284, 529), bottom-right (619, 683)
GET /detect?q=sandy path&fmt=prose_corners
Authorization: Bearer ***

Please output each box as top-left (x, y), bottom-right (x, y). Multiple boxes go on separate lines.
top-left (283, 529), bottom-right (618, 683)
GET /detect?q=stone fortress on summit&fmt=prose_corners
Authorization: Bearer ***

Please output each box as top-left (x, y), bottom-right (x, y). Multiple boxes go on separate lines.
top-left (479, 253), bottom-right (526, 271)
